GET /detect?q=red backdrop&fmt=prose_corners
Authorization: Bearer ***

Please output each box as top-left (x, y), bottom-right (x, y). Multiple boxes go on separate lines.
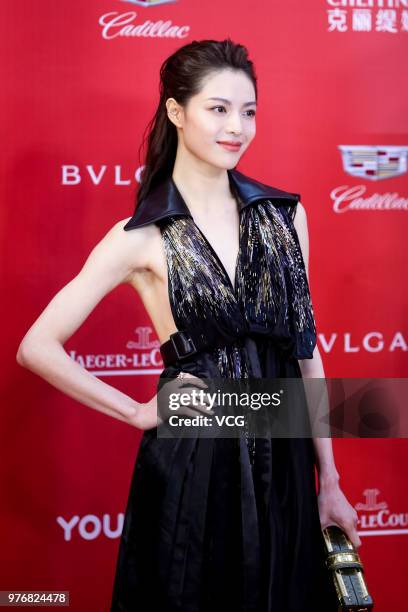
top-left (1, 1), bottom-right (407, 610)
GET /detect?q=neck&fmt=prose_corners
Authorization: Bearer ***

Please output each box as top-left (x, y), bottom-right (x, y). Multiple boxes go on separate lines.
top-left (172, 156), bottom-right (236, 217)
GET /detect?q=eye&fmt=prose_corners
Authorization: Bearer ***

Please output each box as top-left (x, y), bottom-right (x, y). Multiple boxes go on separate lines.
top-left (210, 106), bottom-right (256, 117)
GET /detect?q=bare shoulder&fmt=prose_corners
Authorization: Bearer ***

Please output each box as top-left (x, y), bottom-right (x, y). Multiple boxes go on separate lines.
top-left (293, 201), bottom-right (310, 276)
top-left (293, 201), bottom-right (308, 238)
top-left (107, 216), bottom-right (160, 277)
top-left (294, 201), bottom-right (307, 223)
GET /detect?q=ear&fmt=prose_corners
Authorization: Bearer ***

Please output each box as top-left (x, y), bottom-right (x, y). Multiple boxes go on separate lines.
top-left (166, 97), bottom-right (183, 128)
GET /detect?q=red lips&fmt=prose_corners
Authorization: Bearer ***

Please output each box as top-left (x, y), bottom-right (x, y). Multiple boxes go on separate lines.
top-left (217, 141), bottom-right (243, 152)
top-left (217, 140), bottom-right (242, 146)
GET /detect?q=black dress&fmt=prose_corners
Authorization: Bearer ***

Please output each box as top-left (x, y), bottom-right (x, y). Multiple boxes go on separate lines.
top-left (110, 169), bottom-right (338, 611)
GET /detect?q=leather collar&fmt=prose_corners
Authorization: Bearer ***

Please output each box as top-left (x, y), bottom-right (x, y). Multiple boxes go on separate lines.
top-left (123, 167), bottom-right (300, 230)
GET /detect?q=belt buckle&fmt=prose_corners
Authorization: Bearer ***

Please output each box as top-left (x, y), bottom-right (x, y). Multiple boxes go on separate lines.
top-left (170, 331), bottom-right (197, 361)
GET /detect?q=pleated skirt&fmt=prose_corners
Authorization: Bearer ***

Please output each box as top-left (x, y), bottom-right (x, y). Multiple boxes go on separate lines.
top-left (110, 349), bottom-right (338, 612)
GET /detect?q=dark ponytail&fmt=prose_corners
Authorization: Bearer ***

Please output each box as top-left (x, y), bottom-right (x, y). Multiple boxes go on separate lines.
top-left (135, 38), bottom-right (258, 208)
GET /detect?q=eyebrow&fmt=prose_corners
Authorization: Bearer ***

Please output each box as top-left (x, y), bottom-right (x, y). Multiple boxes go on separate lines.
top-left (205, 97), bottom-right (257, 107)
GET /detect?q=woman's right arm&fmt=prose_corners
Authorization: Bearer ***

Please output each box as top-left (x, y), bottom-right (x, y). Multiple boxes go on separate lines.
top-left (16, 217), bottom-right (153, 428)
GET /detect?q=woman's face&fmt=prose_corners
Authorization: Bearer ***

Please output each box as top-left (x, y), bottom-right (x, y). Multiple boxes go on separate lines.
top-left (167, 68), bottom-right (257, 170)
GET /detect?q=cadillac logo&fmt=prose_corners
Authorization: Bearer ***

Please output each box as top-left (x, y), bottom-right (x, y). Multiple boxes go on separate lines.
top-left (339, 145), bottom-right (408, 181)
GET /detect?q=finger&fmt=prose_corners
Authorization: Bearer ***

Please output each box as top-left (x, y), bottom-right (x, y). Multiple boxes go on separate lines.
top-left (176, 383), bottom-right (209, 396)
top-left (162, 392), bottom-right (214, 414)
top-left (178, 373), bottom-right (209, 388)
top-left (347, 526), bottom-right (362, 549)
top-left (191, 405), bottom-right (215, 415)
top-left (321, 522), bottom-right (340, 532)
top-left (321, 523), bottom-right (361, 549)
top-left (180, 385), bottom-right (213, 403)
top-left (176, 386), bottom-right (213, 405)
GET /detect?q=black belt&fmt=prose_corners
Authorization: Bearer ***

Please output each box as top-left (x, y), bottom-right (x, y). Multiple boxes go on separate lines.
top-left (160, 330), bottom-right (199, 367)
top-left (159, 330), bottom-right (264, 378)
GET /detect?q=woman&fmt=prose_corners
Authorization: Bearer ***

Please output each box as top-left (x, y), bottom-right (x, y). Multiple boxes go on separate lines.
top-left (17, 39), bottom-right (360, 611)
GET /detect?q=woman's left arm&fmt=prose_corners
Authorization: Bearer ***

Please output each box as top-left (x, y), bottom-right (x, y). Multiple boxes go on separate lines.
top-left (293, 202), bottom-right (361, 548)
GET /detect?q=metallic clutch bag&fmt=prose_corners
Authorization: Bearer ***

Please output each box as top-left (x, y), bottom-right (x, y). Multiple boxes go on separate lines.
top-left (322, 525), bottom-right (374, 611)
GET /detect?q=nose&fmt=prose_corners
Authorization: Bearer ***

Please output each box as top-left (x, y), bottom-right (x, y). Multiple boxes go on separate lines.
top-left (225, 110), bottom-right (243, 135)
